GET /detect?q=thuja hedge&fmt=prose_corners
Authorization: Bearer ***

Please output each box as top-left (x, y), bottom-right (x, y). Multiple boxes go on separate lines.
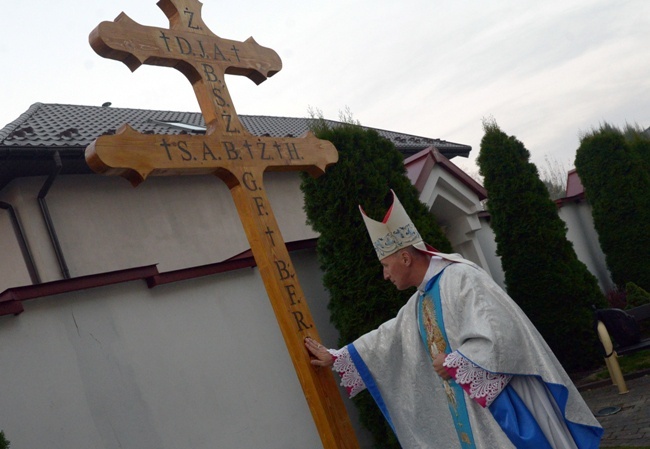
top-left (300, 121), bottom-right (451, 448)
top-left (477, 121), bottom-right (606, 372)
top-left (0, 431), bottom-right (9, 449)
top-left (626, 282), bottom-right (650, 309)
top-left (575, 125), bottom-right (650, 293)
top-left (626, 125), bottom-right (650, 175)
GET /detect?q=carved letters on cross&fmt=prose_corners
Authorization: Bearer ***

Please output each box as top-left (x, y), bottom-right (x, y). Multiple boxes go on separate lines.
top-left (85, 1), bottom-right (358, 448)
top-left (89, 0), bottom-right (280, 135)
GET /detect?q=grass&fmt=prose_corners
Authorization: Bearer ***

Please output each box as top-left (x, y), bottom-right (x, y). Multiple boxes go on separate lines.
top-left (598, 350), bottom-right (650, 379)
top-left (573, 350), bottom-right (650, 385)
top-left (573, 316), bottom-right (650, 385)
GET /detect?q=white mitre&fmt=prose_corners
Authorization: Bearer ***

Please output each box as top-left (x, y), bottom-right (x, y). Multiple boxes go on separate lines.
top-left (359, 190), bottom-right (437, 260)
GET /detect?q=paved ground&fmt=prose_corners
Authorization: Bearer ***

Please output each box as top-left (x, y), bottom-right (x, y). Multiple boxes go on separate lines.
top-left (579, 373), bottom-right (650, 447)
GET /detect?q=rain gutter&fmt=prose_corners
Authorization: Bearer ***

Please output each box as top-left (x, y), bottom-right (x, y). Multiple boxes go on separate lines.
top-left (38, 151), bottom-right (70, 279)
top-left (0, 201), bottom-right (41, 284)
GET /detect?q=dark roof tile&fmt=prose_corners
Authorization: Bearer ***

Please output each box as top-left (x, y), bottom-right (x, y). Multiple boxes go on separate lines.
top-left (0, 103), bottom-right (470, 157)
top-left (0, 103), bottom-right (471, 190)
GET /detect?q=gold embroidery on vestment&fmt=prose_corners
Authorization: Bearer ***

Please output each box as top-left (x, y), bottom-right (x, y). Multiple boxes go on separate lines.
top-left (422, 296), bottom-right (456, 408)
top-left (420, 285), bottom-right (474, 447)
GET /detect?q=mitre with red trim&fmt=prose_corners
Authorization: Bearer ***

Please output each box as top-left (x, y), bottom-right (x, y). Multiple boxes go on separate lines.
top-left (359, 190), bottom-right (438, 260)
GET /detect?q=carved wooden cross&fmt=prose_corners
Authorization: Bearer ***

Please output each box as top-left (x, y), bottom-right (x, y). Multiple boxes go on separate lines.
top-left (85, 1), bottom-right (358, 448)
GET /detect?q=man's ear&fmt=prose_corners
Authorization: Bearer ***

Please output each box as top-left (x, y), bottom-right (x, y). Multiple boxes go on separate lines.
top-left (400, 249), bottom-right (412, 266)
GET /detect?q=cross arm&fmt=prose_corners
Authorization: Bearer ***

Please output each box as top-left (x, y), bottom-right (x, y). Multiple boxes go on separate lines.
top-left (89, 12), bottom-right (281, 84)
top-left (85, 124), bottom-right (338, 187)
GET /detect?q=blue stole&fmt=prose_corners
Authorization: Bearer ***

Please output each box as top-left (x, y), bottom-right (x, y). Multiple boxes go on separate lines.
top-left (417, 268), bottom-right (476, 448)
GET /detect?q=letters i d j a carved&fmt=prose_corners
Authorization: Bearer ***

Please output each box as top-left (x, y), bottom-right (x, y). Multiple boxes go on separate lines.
top-left (84, 1), bottom-right (358, 448)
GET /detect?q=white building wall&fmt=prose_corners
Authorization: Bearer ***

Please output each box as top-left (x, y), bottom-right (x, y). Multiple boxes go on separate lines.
top-left (0, 248), bottom-right (372, 449)
top-left (0, 172), bottom-right (318, 290)
top-left (0, 172), bottom-right (374, 448)
top-left (474, 218), bottom-right (507, 290)
top-left (558, 201), bottom-right (614, 292)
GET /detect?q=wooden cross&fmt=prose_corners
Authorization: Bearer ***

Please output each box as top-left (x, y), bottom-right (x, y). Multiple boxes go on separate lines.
top-left (85, 1), bottom-right (359, 448)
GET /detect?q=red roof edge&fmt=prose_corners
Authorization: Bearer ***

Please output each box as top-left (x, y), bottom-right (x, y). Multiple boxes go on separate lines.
top-left (0, 238), bottom-right (318, 317)
top-left (146, 238), bottom-right (318, 287)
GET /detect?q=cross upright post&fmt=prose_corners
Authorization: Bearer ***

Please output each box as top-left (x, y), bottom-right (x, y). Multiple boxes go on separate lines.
top-left (85, 1), bottom-right (359, 447)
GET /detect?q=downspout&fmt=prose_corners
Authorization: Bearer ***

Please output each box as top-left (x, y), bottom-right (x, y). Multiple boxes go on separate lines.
top-left (38, 151), bottom-right (70, 279)
top-left (0, 201), bottom-right (41, 284)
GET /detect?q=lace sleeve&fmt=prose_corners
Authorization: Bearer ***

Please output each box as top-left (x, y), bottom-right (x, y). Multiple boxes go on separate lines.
top-left (329, 347), bottom-right (367, 398)
top-left (443, 351), bottom-right (512, 408)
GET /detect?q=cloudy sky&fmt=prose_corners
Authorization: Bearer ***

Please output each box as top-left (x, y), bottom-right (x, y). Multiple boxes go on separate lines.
top-left (1, 0), bottom-right (648, 175)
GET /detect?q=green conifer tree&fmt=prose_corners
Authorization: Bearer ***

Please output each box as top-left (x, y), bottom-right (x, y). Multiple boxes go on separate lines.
top-left (625, 282), bottom-right (650, 309)
top-left (301, 121), bottom-right (451, 448)
top-left (575, 125), bottom-right (650, 292)
top-left (477, 120), bottom-right (606, 371)
top-left (0, 431), bottom-right (9, 449)
top-left (624, 125), bottom-right (650, 174)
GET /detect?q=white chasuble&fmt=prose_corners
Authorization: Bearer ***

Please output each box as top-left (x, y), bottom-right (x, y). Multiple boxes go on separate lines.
top-left (335, 255), bottom-right (602, 449)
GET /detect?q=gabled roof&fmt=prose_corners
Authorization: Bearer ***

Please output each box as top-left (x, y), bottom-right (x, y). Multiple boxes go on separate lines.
top-left (0, 102), bottom-right (471, 190)
top-left (555, 169), bottom-right (586, 208)
top-left (565, 169), bottom-right (585, 198)
top-left (405, 147), bottom-right (487, 200)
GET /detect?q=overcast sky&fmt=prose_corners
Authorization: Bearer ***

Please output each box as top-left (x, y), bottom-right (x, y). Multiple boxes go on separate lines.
top-left (1, 0), bottom-right (648, 175)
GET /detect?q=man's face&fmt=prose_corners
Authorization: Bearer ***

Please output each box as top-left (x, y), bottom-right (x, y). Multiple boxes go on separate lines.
top-left (381, 250), bottom-right (411, 290)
